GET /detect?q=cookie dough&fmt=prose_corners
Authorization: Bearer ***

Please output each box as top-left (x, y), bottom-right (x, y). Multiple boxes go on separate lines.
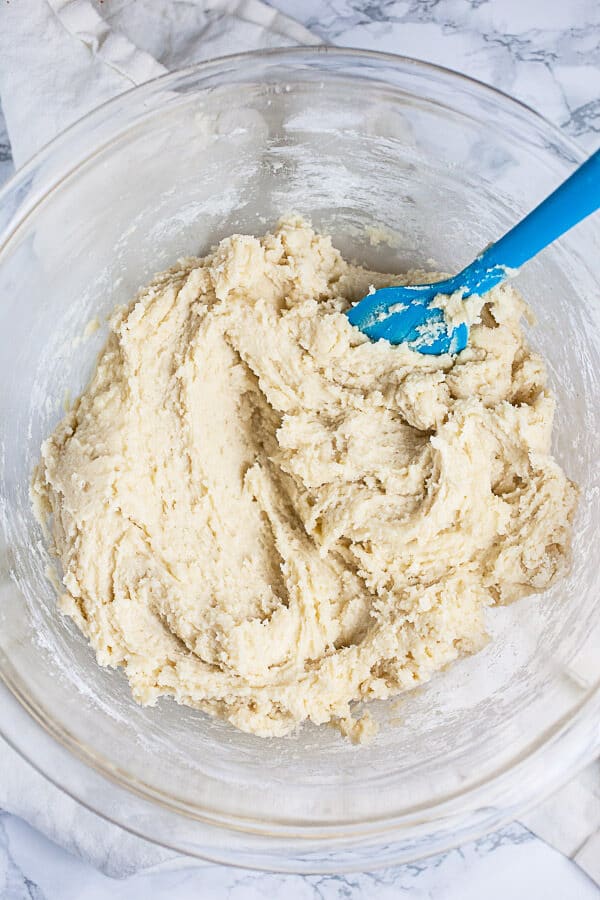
top-left (32, 218), bottom-right (578, 740)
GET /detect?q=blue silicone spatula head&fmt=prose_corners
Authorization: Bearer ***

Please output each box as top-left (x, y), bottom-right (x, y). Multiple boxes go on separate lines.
top-left (347, 148), bottom-right (600, 354)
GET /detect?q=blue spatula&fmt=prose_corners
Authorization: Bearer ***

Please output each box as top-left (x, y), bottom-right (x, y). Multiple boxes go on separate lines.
top-left (347, 148), bottom-right (600, 354)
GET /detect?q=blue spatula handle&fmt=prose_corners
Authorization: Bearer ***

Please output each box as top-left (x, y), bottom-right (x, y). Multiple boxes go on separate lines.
top-left (459, 148), bottom-right (600, 296)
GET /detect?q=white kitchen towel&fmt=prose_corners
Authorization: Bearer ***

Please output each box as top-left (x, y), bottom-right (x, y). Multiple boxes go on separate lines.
top-left (520, 760), bottom-right (600, 886)
top-left (0, 0), bottom-right (599, 884)
top-left (0, 0), bottom-right (320, 168)
top-left (0, 726), bottom-right (180, 877)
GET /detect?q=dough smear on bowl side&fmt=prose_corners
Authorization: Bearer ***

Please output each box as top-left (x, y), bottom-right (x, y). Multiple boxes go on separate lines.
top-left (32, 218), bottom-right (579, 742)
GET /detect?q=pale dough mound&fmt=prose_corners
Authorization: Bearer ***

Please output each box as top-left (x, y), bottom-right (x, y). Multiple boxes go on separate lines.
top-left (33, 218), bottom-right (578, 740)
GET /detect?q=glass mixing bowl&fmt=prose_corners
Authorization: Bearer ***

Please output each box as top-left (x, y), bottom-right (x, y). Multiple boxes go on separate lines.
top-left (0, 48), bottom-right (599, 874)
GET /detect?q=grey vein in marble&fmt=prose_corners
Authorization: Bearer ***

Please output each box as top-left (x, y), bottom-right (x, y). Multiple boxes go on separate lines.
top-left (275, 0), bottom-right (600, 150)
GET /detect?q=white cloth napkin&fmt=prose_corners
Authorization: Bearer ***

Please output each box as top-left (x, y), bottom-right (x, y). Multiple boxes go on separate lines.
top-left (0, 0), bottom-right (598, 883)
top-left (520, 761), bottom-right (600, 885)
top-left (0, 0), bottom-right (320, 168)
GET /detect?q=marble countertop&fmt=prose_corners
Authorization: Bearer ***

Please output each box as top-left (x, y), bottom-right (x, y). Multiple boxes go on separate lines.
top-left (1, 0), bottom-right (599, 897)
top-left (1, 816), bottom-right (598, 899)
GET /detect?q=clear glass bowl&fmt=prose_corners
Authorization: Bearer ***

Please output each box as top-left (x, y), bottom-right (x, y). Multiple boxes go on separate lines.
top-left (0, 48), bottom-right (599, 874)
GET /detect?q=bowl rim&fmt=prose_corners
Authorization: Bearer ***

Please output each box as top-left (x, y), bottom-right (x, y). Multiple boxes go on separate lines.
top-left (0, 45), bottom-right (587, 217)
top-left (1, 45), bottom-right (598, 870)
